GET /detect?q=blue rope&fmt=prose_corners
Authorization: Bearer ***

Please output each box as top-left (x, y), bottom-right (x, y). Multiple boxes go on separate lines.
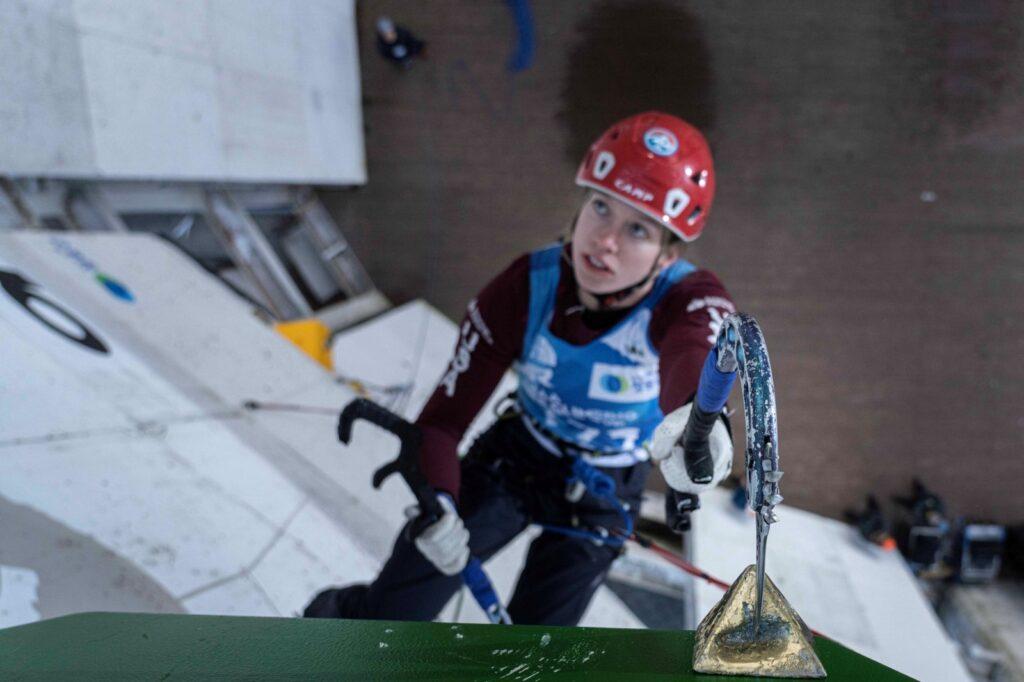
top-left (540, 457), bottom-right (633, 547)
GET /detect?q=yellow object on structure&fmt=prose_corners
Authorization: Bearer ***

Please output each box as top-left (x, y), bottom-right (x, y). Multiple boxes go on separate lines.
top-left (274, 319), bottom-right (334, 371)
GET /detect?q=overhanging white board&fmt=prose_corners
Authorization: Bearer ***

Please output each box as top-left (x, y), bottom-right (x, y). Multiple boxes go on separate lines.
top-left (0, 233), bottom-right (382, 624)
top-left (0, 0), bottom-right (365, 184)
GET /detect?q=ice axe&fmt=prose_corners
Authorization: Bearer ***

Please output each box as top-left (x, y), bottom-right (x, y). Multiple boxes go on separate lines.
top-left (705, 314), bottom-right (783, 637)
top-left (674, 314), bottom-right (783, 638)
top-left (338, 398), bottom-right (512, 625)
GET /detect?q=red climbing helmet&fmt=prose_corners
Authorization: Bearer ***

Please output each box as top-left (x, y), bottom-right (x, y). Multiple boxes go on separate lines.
top-left (575, 111), bottom-right (715, 241)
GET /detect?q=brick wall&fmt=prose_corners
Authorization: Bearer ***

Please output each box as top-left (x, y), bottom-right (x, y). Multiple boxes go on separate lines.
top-left (321, 0), bottom-right (1024, 524)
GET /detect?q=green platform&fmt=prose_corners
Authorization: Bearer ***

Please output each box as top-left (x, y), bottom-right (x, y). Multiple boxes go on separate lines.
top-left (0, 612), bottom-right (911, 680)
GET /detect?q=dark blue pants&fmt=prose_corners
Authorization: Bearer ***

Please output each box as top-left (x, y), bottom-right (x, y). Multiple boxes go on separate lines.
top-left (304, 416), bottom-right (649, 626)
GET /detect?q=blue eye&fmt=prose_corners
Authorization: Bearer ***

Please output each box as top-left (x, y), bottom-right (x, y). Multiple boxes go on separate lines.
top-left (592, 198), bottom-right (609, 216)
top-left (628, 223), bottom-right (652, 239)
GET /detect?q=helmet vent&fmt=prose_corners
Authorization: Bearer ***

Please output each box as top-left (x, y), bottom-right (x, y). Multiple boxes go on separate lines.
top-left (687, 206), bottom-right (703, 225)
top-left (691, 169), bottom-right (708, 188)
top-left (593, 151), bottom-right (616, 180)
top-left (663, 188), bottom-right (690, 218)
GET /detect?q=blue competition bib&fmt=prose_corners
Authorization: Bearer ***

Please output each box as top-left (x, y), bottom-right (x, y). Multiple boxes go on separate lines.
top-left (514, 244), bottom-right (695, 457)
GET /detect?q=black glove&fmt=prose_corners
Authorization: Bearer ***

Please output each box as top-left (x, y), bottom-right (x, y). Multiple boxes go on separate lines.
top-left (681, 403), bottom-right (719, 485)
top-left (665, 489), bottom-right (701, 534)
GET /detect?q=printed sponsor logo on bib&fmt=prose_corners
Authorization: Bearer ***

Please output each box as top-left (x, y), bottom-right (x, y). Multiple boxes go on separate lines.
top-left (587, 362), bottom-right (659, 403)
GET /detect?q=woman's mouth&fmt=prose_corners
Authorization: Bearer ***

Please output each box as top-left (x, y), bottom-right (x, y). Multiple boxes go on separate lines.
top-left (582, 254), bottom-right (613, 274)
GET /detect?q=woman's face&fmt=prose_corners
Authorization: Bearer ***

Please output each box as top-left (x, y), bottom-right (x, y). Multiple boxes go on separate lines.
top-left (571, 191), bottom-right (674, 296)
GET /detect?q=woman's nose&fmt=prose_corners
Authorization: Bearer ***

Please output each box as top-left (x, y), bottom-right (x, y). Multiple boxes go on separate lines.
top-left (594, 224), bottom-right (619, 251)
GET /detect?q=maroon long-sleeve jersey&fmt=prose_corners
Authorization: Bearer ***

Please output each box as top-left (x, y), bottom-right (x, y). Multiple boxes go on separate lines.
top-left (416, 245), bottom-right (734, 499)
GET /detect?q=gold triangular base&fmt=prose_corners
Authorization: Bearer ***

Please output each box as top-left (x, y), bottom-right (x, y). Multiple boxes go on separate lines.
top-left (693, 565), bottom-right (826, 678)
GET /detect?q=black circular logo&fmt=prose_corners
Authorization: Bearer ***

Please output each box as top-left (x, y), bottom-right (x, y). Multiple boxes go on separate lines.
top-left (0, 269), bottom-right (109, 354)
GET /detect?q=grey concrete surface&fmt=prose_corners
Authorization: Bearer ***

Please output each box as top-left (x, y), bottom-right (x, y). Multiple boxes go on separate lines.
top-left (321, 1), bottom-right (1024, 524)
top-left (0, 494), bottom-right (184, 620)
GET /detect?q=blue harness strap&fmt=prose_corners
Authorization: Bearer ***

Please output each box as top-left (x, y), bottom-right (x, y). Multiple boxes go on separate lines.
top-left (539, 456), bottom-right (634, 548)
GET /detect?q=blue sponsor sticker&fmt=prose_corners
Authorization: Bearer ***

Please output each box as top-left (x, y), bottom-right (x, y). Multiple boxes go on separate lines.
top-left (589, 362), bottom-right (660, 403)
top-left (50, 237), bottom-right (135, 303)
top-left (643, 127), bottom-right (678, 157)
top-left (96, 273), bottom-right (135, 302)
top-left (601, 374), bottom-right (626, 393)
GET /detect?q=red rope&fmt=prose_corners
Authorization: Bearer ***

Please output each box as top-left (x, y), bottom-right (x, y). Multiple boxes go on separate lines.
top-left (631, 534), bottom-right (732, 590)
top-left (242, 400), bottom-right (339, 416)
top-left (625, 532), bottom-right (827, 639)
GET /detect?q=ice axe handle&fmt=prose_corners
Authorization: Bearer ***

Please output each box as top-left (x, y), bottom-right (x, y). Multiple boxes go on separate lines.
top-left (337, 398), bottom-right (512, 625)
top-left (684, 346), bottom-right (737, 484)
top-left (462, 557), bottom-right (512, 624)
top-left (337, 398), bottom-right (443, 535)
top-left (695, 345), bottom-right (736, 414)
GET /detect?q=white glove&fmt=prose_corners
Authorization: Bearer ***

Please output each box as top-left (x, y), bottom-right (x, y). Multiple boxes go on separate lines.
top-left (650, 403), bottom-right (733, 494)
top-left (411, 494), bottom-right (470, 576)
